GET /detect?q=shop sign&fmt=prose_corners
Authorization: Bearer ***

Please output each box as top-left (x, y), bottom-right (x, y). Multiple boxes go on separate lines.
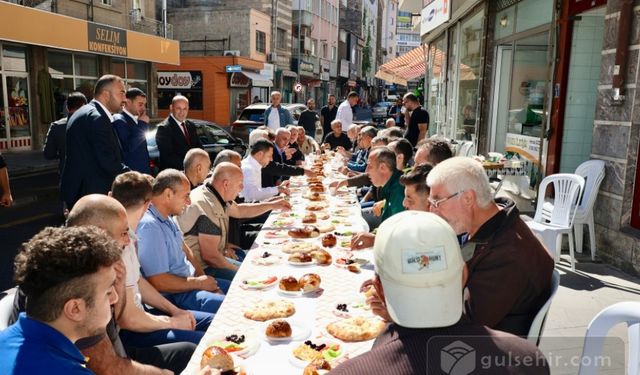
top-left (157, 71), bottom-right (202, 89)
top-left (230, 72), bottom-right (250, 87)
top-left (320, 72), bottom-right (330, 81)
top-left (261, 63), bottom-right (274, 80)
top-left (88, 22), bottom-right (127, 57)
top-left (347, 80), bottom-right (357, 87)
top-left (505, 133), bottom-right (541, 163)
top-left (420, 0), bottom-right (451, 37)
top-left (299, 60), bottom-right (314, 74)
top-left (225, 65), bottom-right (242, 73)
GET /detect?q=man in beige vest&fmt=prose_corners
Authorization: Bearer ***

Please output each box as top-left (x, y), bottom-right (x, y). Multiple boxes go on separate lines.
top-left (176, 162), bottom-right (291, 281)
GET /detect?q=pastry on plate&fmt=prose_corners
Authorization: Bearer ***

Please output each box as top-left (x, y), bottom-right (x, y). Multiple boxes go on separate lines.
top-left (244, 300), bottom-right (296, 321)
top-left (288, 225), bottom-right (321, 239)
top-left (279, 276), bottom-right (301, 291)
top-left (265, 319), bottom-right (292, 338)
top-left (326, 316), bottom-right (385, 342)
top-left (298, 273), bottom-right (321, 293)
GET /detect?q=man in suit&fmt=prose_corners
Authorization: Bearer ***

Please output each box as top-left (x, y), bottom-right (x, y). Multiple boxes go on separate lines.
top-left (155, 95), bottom-right (203, 171)
top-left (112, 88), bottom-right (151, 174)
top-left (60, 75), bottom-right (130, 209)
top-left (43, 92), bottom-right (87, 174)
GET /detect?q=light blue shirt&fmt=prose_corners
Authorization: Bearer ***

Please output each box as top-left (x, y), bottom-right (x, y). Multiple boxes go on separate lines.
top-left (137, 204), bottom-right (195, 278)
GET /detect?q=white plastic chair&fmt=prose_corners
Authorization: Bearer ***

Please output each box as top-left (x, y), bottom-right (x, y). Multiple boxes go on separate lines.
top-left (527, 269), bottom-right (561, 346)
top-left (0, 287), bottom-right (17, 330)
top-left (542, 160), bottom-right (605, 260)
top-left (578, 301), bottom-right (640, 375)
top-left (523, 173), bottom-right (585, 271)
top-left (456, 141), bottom-right (476, 157)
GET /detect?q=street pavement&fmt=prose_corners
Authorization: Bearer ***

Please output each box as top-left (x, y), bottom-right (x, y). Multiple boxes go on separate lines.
top-left (1, 151), bottom-right (639, 374)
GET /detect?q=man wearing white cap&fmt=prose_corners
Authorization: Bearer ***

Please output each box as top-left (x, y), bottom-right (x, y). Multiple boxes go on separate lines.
top-left (427, 156), bottom-right (554, 336)
top-left (330, 211), bottom-right (549, 375)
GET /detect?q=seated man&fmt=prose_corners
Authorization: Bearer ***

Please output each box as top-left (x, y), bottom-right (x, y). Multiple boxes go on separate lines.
top-left (399, 164), bottom-right (433, 212)
top-left (0, 226), bottom-right (121, 374)
top-left (285, 125), bottom-right (304, 166)
top-left (351, 147), bottom-right (406, 249)
top-left (343, 126), bottom-right (377, 173)
top-left (295, 126), bottom-right (319, 155)
top-left (414, 137), bottom-right (453, 166)
top-left (331, 211), bottom-right (549, 375)
top-left (336, 124), bottom-right (360, 159)
top-left (241, 139), bottom-right (290, 202)
top-left (427, 157), bottom-right (554, 336)
top-left (388, 138), bottom-right (413, 172)
top-left (110, 172), bottom-right (213, 348)
top-left (323, 119), bottom-right (352, 151)
top-left (177, 162), bottom-right (291, 281)
top-left (214, 149), bottom-right (242, 168)
top-left (183, 148), bottom-right (212, 189)
top-left (137, 169), bottom-right (229, 314)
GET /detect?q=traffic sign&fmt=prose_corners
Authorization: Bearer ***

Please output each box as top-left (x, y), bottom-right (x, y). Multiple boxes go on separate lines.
top-left (225, 65), bottom-right (242, 73)
top-left (294, 82), bottom-right (303, 93)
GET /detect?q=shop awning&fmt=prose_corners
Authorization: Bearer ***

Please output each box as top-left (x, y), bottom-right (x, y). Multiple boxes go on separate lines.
top-left (399, 0), bottom-right (423, 13)
top-left (375, 45), bottom-right (427, 86)
top-left (240, 70), bottom-right (273, 87)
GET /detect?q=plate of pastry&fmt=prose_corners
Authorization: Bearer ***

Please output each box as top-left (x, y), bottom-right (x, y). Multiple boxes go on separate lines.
top-left (261, 319), bottom-right (311, 342)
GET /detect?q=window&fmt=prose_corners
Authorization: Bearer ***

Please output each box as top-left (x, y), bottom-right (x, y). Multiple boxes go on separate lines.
top-left (256, 31), bottom-right (266, 53)
top-left (48, 51), bottom-right (98, 118)
top-left (110, 58), bottom-right (149, 96)
top-left (332, 46), bottom-right (337, 61)
top-left (311, 38), bottom-right (317, 56)
top-left (101, 0), bottom-right (112, 5)
top-left (277, 28), bottom-right (287, 49)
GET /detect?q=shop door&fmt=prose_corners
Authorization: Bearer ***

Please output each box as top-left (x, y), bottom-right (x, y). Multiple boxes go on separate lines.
top-left (490, 33), bottom-right (549, 167)
top-left (0, 73), bottom-right (31, 150)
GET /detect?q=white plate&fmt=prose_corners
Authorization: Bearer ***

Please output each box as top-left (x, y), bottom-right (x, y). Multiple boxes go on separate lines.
top-left (263, 230), bottom-right (288, 239)
top-left (277, 287), bottom-right (323, 298)
top-left (251, 253), bottom-right (283, 266)
top-left (286, 258), bottom-right (318, 267)
top-left (270, 219), bottom-right (296, 228)
top-left (257, 238), bottom-right (289, 247)
top-left (203, 331), bottom-right (260, 358)
top-left (240, 276), bottom-right (278, 290)
top-left (334, 257), bottom-right (368, 268)
top-left (332, 299), bottom-right (372, 318)
top-left (288, 340), bottom-right (346, 368)
top-left (261, 321), bottom-right (311, 343)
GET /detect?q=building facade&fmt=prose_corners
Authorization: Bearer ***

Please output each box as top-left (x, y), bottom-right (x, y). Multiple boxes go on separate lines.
top-left (0, 0), bottom-right (179, 152)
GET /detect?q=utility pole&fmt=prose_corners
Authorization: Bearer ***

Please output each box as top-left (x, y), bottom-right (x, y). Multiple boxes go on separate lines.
top-left (271, 0), bottom-right (278, 93)
top-left (297, 8), bottom-right (302, 102)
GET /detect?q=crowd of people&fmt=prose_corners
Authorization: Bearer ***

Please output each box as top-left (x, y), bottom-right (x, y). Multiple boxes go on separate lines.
top-left (0, 75), bottom-right (553, 374)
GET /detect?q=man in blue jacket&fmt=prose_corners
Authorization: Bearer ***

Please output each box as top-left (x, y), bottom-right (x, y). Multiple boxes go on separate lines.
top-left (263, 91), bottom-right (293, 131)
top-left (112, 88), bottom-right (151, 174)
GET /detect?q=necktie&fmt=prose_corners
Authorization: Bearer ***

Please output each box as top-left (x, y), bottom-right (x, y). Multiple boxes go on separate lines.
top-left (181, 122), bottom-right (191, 146)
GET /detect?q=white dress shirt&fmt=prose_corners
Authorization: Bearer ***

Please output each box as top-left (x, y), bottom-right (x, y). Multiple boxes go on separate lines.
top-left (240, 155), bottom-right (278, 202)
top-left (335, 100), bottom-right (353, 131)
top-left (92, 99), bottom-right (114, 122)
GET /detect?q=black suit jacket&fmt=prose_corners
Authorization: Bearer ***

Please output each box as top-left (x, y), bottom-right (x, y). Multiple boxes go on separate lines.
top-left (261, 143), bottom-right (304, 187)
top-left (60, 101), bottom-right (129, 208)
top-left (43, 117), bottom-right (67, 174)
top-left (155, 116), bottom-right (204, 170)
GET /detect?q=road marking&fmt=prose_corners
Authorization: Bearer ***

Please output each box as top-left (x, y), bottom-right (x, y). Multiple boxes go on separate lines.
top-left (0, 213), bottom-right (56, 229)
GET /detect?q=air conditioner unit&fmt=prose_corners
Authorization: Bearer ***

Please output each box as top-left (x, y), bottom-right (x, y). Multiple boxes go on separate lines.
top-left (269, 52), bottom-right (278, 62)
top-left (223, 50), bottom-right (240, 56)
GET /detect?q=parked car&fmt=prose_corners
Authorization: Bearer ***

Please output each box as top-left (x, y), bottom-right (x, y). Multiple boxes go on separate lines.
top-left (146, 120), bottom-right (247, 174)
top-left (231, 103), bottom-right (323, 144)
top-left (372, 101), bottom-right (394, 124)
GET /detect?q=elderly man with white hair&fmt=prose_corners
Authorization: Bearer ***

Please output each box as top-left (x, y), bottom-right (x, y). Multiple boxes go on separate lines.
top-left (426, 156), bottom-right (554, 336)
top-left (295, 126), bottom-right (319, 155)
top-left (263, 91), bottom-right (293, 131)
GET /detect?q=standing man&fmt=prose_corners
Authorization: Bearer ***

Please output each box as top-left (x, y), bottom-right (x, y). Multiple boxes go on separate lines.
top-left (320, 94), bottom-right (338, 138)
top-left (0, 226), bottom-right (121, 374)
top-left (336, 91), bottom-right (359, 132)
top-left (298, 98), bottom-right (319, 136)
top-left (263, 91), bottom-right (293, 131)
top-left (61, 75), bottom-right (130, 209)
top-left (113, 88), bottom-right (151, 174)
top-left (402, 93), bottom-right (429, 147)
top-left (43, 92), bottom-right (87, 174)
top-left (155, 95), bottom-right (203, 171)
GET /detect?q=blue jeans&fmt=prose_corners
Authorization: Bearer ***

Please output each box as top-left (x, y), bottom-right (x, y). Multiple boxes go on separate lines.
top-left (119, 326), bottom-right (205, 347)
top-left (204, 252), bottom-right (246, 281)
top-left (164, 278), bottom-right (231, 314)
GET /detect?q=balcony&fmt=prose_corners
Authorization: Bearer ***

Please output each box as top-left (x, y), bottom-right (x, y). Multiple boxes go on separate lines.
top-left (6, 0), bottom-right (53, 11)
top-left (292, 10), bottom-right (313, 28)
top-left (128, 10), bottom-right (173, 39)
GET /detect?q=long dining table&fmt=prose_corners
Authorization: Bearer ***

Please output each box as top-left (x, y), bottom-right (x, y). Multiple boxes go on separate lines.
top-left (182, 153), bottom-right (380, 374)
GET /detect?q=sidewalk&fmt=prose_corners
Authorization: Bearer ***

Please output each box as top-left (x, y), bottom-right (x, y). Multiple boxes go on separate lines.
top-left (2, 149), bottom-right (57, 178)
top-left (541, 254), bottom-right (640, 374)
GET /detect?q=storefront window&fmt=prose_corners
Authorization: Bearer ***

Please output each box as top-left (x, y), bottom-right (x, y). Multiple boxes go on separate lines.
top-left (2, 45), bottom-right (26, 72)
top-left (444, 25), bottom-right (458, 140)
top-left (111, 59), bottom-right (126, 77)
top-left (112, 59), bottom-right (149, 94)
top-left (7, 76), bottom-right (30, 138)
top-left (426, 35), bottom-right (446, 137)
top-left (48, 51), bottom-right (73, 75)
top-left (0, 74), bottom-right (5, 139)
top-left (74, 54), bottom-right (98, 77)
top-left (455, 11), bottom-right (483, 141)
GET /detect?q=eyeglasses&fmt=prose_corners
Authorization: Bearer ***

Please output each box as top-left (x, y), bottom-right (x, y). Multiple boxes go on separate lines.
top-left (428, 191), bottom-right (462, 208)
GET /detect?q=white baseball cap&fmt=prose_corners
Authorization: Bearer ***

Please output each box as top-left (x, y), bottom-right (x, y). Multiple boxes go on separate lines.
top-left (373, 211), bottom-right (464, 328)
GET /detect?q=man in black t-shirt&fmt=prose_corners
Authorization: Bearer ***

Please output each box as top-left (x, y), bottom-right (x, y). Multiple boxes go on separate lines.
top-left (322, 119), bottom-right (353, 151)
top-left (298, 98), bottom-right (319, 136)
top-left (402, 93), bottom-right (429, 147)
top-left (320, 94), bottom-right (338, 138)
